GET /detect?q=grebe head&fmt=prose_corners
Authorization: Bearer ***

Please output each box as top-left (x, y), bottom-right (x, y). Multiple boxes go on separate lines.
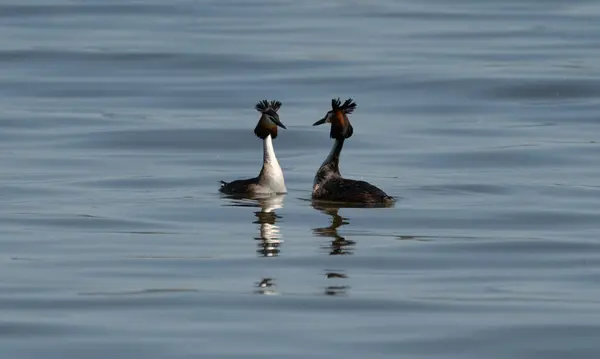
top-left (254, 99), bottom-right (286, 139)
top-left (313, 98), bottom-right (356, 140)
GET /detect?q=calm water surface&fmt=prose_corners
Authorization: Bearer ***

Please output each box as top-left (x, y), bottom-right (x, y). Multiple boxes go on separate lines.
top-left (2, 1), bottom-right (600, 358)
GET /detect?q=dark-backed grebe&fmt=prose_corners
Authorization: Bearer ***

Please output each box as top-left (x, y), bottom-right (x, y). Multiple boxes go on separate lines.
top-left (220, 100), bottom-right (287, 195)
top-left (312, 98), bottom-right (395, 205)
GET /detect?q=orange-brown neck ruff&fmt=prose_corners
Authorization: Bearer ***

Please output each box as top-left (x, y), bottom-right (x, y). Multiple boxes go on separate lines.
top-left (330, 110), bottom-right (351, 140)
top-left (334, 111), bottom-right (346, 126)
top-left (254, 122), bottom-right (277, 139)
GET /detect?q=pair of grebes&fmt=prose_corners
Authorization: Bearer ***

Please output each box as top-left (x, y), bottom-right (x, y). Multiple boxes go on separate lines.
top-left (220, 98), bottom-right (395, 206)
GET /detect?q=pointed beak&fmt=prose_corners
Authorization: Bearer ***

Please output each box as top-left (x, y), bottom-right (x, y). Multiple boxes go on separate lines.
top-left (269, 115), bottom-right (286, 129)
top-left (265, 109), bottom-right (286, 129)
top-left (313, 117), bottom-right (327, 126)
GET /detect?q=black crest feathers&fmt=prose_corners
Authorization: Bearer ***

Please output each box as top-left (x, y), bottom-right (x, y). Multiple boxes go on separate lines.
top-left (255, 99), bottom-right (282, 113)
top-left (255, 100), bottom-right (270, 113)
top-left (269, 100), bottom-right (282, 112)
top-left (331, 97), bottom-right (357, 114)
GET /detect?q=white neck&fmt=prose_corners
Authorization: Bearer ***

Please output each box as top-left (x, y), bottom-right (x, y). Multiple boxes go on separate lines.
top-left (257, 135), bottom-right (286, 193)
top-left (263, 135), bottom-right (278, 165)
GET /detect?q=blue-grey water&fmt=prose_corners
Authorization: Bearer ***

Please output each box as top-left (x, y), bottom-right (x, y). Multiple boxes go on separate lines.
top-left (2, 1), bottom-right (600, 358)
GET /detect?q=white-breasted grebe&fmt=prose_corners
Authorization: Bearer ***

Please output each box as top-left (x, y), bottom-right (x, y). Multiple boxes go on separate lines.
top-left (312, 98), bottom-right (395, 205)
top-left (220, 100), bottom-right (287, 195)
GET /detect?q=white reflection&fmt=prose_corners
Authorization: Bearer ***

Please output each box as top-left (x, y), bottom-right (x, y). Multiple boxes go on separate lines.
top-left (254, 194), bottom-right (285, 257)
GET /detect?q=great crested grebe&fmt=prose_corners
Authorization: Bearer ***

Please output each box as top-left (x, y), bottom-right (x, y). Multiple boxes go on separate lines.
top-left (220, 100), bottom-right (287, 195)
top-left (312, 98), bottom-right (395, 205)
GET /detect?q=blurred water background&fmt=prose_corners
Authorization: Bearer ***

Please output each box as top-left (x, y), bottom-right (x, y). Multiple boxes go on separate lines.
top-left (2, 1), bottom-right (600, 358)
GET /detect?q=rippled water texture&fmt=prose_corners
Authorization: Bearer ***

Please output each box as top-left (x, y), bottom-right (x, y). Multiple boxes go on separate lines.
top-left (1, 1), bottom-right (600, 358)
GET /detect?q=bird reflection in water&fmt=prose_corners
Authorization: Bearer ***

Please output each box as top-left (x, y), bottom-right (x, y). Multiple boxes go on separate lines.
top-left (312, 203), bottom-right (356, 256)
top-left (255, 277), bottom-right (277, 295)
top-left (323, 271), bottom-right (349, 296)
top-left (221, 193), bottom-right (285, 257)
top-left (313, 203), bottom-right (361, 296)
top-left (253, 195), bottom-right (285, 257)
top-left (221, 194), bottom-right (285, 295)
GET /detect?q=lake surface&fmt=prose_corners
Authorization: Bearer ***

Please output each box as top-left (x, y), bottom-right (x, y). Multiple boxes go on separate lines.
top-left (2, 0), bottom-right (600, 358)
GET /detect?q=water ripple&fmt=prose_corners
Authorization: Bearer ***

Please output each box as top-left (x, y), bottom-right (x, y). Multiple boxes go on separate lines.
top-left (2, 0), bottom-right (600, 358)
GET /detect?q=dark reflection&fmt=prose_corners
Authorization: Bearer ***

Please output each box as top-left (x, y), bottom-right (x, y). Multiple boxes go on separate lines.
top-left (313, 203), bottom-right (360, 296)
top-left (324, 271), bottom-right (349, 296)
top-left (312, 203), bottom-right (356, 256)
top-left (221, 193), bottom-right (285, 257)
top-left (326, 272), bottom-right (348, 279)
top-left (254, 277), bottom-right (277, 295)
top-left (312, 200), bottom-right (395, 297)
top-left (396, 235), bottom-right (430, 241)
top-left (324, 285), bottom-right (349, 296)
